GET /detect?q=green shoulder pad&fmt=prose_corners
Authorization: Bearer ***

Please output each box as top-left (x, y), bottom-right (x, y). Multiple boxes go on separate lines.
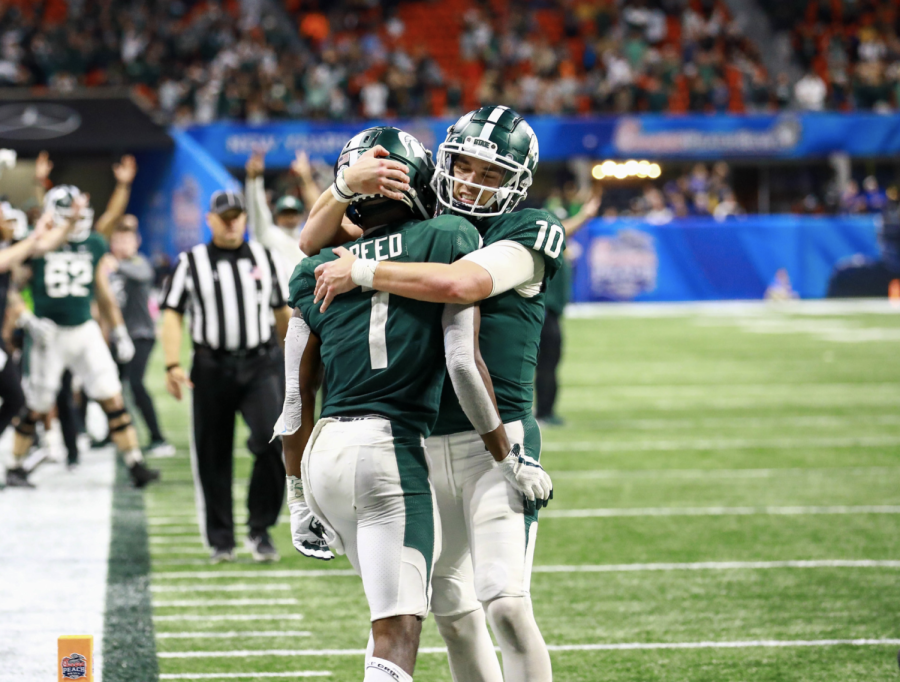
top-left (415, 214), bottom-right (481, 263)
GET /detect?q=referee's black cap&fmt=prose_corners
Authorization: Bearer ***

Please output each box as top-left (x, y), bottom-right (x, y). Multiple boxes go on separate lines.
top-left (210, 190), bottom-right (246, 215)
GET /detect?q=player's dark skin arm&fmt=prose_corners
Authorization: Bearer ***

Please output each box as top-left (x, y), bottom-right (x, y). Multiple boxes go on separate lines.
top-left (282, 309), bottom-right (322, 477)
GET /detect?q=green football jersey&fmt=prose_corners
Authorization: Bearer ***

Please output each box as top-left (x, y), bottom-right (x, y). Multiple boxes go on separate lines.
top-left (433, 208), bottom-right (566, 436)
top-left (31, 232), bottom-right (108, 326)
top-left (290, 215), bottom-right (481, 438)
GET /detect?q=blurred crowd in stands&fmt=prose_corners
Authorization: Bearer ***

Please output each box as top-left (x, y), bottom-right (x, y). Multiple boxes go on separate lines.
top-left (4, 0), bottom-right (900, 123)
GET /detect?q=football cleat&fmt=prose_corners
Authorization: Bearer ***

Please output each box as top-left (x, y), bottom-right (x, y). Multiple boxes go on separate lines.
top-left (246, 532), bottom-right (280, 563)
top-left (129, 461), bottom-right (160, 488)
top-left (5, 466), bottom-right (35, 488)
top-left (147, 440), bottom-right (177, 458)
top-left (210, 547), bottom-right (235, 564)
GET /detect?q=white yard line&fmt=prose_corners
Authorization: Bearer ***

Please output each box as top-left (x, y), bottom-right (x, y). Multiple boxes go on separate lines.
top-left (157, 638), bottom-right (900, 659)
top-left (541, 505), bottom-right (900, 518)
top-left (542, 435), bottom-right (900, 452)
top-left (156, 631), bottom-right (311, 639)
top-left (532, 560), bottom-right (900, 573)
top-left (151, 560), bottom-right (900, 581)
top-left (564, 299), bottom-right (900, 317)
top-left (154, 598), bottom-right (299, 607)
top-left (0, 448), bottom-right (115, 681)
top-left (154, 614), bottom-right (306, 622)
top-left (550, 466), bottom-right (900, 480)
top-left (160, 673), bottom-right (330, 679)
top-left (545, 414), bottom-right (900, 431)
top-left (151, 584), bottom-right (293, 593)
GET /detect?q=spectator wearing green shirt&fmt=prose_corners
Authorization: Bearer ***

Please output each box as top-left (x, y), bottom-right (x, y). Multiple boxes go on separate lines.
top-left (536, 190), bottom-right (601, 426)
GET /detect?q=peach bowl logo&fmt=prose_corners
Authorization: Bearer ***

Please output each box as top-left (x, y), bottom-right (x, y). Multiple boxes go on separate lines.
top-left (589, 229), bottom-right (658, 300)
top-left (61, 652), bottom-right (88, 679)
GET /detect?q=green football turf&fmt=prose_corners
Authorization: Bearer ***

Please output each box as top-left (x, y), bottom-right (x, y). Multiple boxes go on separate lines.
top-left (136, 306), bottom-right (900, 681)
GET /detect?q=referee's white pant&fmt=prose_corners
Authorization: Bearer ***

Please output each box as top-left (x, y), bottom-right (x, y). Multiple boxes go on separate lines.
top-left (303, 416), bottom-right (440, 622)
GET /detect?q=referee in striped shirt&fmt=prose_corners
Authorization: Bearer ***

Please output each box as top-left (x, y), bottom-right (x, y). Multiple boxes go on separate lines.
top-left (160, 190), bottom-right (292, 563)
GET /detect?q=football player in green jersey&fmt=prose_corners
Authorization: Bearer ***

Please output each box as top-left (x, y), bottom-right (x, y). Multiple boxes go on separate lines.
top-left (278, 126), bottom-right (549, 682)
top-left (303, 106), bottom-right (561, 682)
top-left (10, 185), bottom-right (159, 489)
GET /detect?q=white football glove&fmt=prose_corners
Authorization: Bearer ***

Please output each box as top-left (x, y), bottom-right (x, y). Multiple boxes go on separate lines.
top-left (498, 444), bottom-right (553, 509)
top-left (287, 475), bottom-right (334, 561)
top-left (112, 324), bottom-right (135, 363)
top-left (17, 310), bottom-right (55, 346)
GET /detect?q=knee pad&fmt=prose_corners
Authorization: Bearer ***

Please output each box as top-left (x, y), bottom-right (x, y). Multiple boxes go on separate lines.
top-left (105, 407), bottom-right (132, 433)
top-left (14, 409), bottom-right (38, 436)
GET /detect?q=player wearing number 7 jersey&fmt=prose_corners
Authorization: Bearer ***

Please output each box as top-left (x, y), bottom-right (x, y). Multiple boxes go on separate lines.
top-left (9, 185), bottom-right (159, 489)
top-left (278, 126), bottom-right (520, 682)
top-left (307, 106), bottom-right (563, 682)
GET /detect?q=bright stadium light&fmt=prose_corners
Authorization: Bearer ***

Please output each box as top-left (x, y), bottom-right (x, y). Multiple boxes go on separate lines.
top-left (591, 160), bottom-right (662, 180)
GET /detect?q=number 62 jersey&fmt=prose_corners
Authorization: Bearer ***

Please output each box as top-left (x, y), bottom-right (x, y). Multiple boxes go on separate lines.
top-left (30, 232), bottom-right (108, 326)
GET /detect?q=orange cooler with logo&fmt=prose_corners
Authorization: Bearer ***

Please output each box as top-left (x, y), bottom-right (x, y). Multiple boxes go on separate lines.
top-left (58, 635), bottom-right (93, 681)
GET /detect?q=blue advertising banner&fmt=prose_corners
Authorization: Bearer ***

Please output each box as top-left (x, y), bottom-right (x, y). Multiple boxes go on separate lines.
top-left (130, 129), bottom-right (241, 263)
top-left (184, 113), bottom-right (900, 167)
top-left (568, 215), bottom-right (881, 302)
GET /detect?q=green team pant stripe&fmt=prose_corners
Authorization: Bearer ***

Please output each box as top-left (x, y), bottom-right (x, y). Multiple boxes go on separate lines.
top-left (391, 422), bottom-right (435, 581)
top-left (522, 414), bottom-right (542, 549)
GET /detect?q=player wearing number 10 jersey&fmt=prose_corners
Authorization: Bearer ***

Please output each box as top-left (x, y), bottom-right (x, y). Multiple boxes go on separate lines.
top-left (309, 106), bottom-right (563, 682)
top-left (10, 185), bottom-right (159, 489)
top-left (278, 127), bottom-right (520, 682)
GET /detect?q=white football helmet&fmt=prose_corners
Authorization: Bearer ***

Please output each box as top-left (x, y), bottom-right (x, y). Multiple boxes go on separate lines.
top-left (43, 184), bottom-right (94, 242)
top-left (0, 201), bottom-right (28, 241)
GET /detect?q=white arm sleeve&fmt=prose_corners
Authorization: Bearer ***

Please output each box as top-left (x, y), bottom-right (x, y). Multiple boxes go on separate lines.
top-left (461, 240), bottom-right (544, 297)
top-left (247, 176), bottom-right (276, 249)
top-left (442, 304), bottom-right (501, 435)
top-left (275, 315), bottom-right (311, 438)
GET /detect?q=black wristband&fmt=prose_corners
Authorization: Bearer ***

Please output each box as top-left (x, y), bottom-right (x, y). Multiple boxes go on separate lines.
top-left (166, 363), bottom-right (180, 372)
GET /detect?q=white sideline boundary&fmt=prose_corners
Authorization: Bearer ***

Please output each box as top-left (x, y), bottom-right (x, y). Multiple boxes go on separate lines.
top-left (152, 560), bottom-right (900, 580)
top-left (541, 505), bottom-right (900, 518)
top-left (157, 638), bottom-right (900, 659)
top-left (542, 435), bottom-right (900, 452)
top-left (154, 614), bottom-right (306, 622)
top-left (160, 674), bottom-right (330, 679)
top-left (156, 631), bottom-right (312, 639)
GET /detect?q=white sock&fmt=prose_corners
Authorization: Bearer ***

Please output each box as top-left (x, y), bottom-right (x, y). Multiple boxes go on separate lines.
top-left (435, 609), bottom-right (503, 682)
top-left (364, 657), bottom-right (412, 682)
top-left (486, 596), bottom-right (552, 682)
top-left (124, 448), bottom-right (143, 467)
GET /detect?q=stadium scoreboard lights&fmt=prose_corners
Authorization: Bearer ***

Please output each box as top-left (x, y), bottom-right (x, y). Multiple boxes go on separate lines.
top-left (592, 160), bottom-right (661, 180)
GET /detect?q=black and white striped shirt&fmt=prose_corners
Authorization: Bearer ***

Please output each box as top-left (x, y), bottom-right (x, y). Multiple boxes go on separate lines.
top-left (161, 241), bottom-right (290, 351)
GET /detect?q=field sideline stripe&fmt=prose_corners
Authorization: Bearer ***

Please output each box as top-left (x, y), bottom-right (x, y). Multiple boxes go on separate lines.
top-left (151, 560), bottom-right (900, 580)
top-left (151, 583), bottom-right (292, 593)
top-left (541, 505), bottom-right (900, 518)
top-left (156, 639), bottom-right (900, 658)
top-left (159, 673), bottom-right (330, 679)
top-left (153, 614), bottom-right (305, 622)
top-left (551, 466), bottom-right (900, 480)
top-left (156, 631), bottom-right (311, 639)
top-left (542, 436), bottom-right (900, 452)
top-left (154, 598), bottom-right (299, 607)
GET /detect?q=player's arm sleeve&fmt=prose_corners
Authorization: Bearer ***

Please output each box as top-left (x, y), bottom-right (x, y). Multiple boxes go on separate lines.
top-left (279, 312), bottom-right (312, 437)
top-left (442, 303), bottom-right (501, 435)
top-left (246, 176), bottom-right (276, 249)
top-left (461, 240), bottom-right (544, 297)
top-left (160, 253), bottom-right (190, 313)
